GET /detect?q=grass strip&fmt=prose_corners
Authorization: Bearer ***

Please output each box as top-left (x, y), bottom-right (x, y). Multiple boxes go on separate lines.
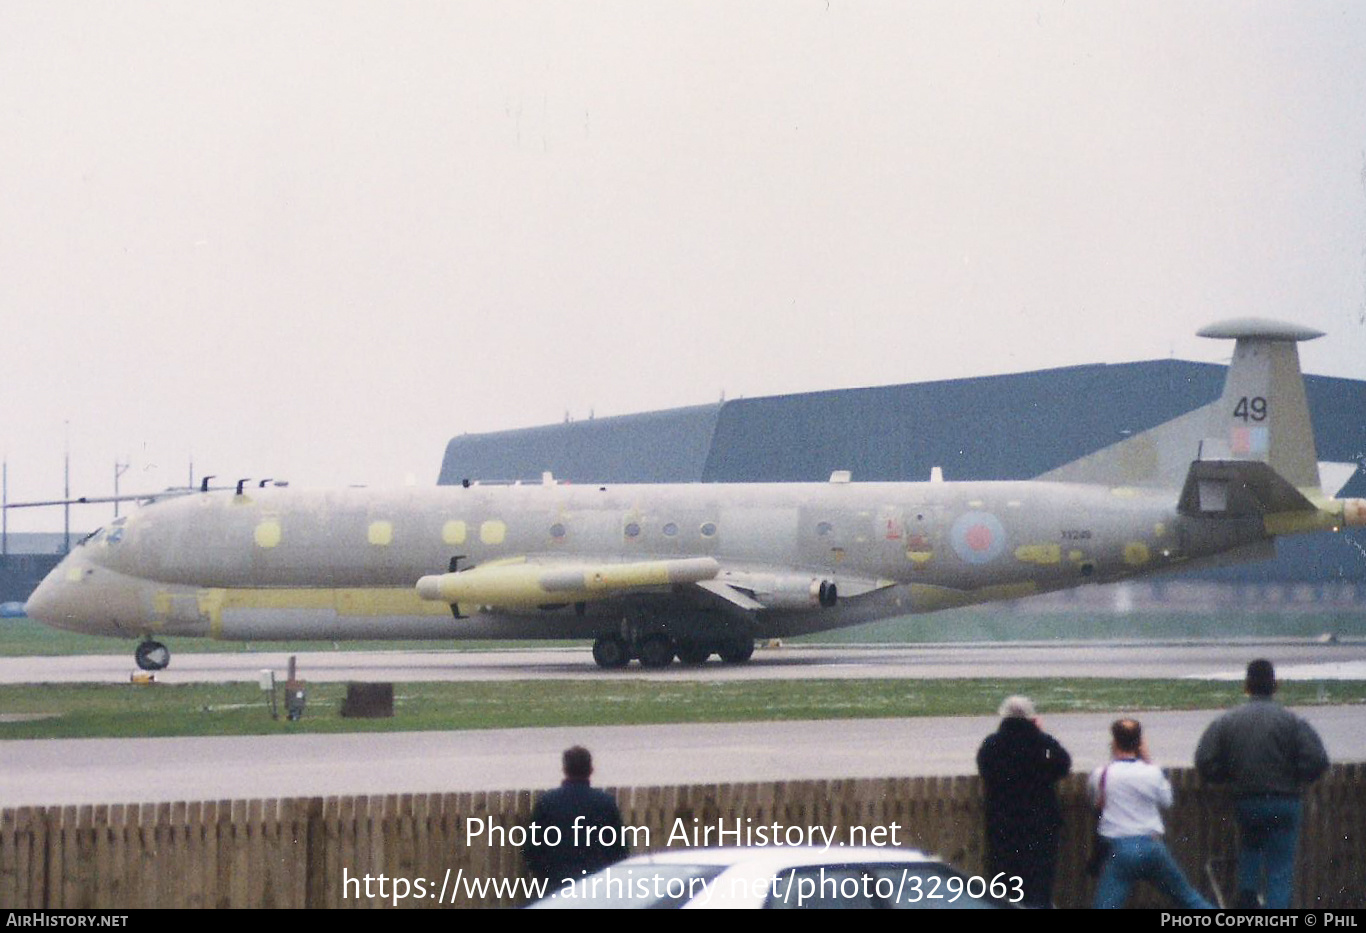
top-left (1, 678), bottom-right (1361, 741)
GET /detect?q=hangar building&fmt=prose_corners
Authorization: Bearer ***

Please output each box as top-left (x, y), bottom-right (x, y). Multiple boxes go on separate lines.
top-left (439, 359), bottom-right (1366, 601)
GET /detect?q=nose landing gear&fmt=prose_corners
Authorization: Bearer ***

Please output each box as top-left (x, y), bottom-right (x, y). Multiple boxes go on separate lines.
top-left (134, 640), bottom-right (170, 671)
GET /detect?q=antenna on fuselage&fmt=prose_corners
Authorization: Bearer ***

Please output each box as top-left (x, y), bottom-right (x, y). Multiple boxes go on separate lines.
top-left (235, 479), bottom-right (250, 496)
top-left (200, 475), bottom-right (215, 493)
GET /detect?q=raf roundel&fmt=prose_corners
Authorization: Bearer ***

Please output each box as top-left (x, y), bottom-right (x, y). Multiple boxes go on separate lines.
top-left (950, 511), bottom-right (1007, 565)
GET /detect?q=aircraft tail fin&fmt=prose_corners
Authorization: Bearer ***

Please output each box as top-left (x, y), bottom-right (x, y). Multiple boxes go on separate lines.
top-left (1039, 318), bottom-right (1325, 493)
top-left (1197, 318), bottom-right (1324, 492)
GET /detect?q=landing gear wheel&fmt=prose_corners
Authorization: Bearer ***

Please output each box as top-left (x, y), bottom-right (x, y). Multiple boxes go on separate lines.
top-left (637, 635), bottom-right (676, 669)
top-left (134, 640), bottom-right (170, 671)
top-left (718, 637), bottom-right (755, 664)
top-left (591, 634), bottom-right (630, 669)
top-left (675, 643), bottom-right (711, 665)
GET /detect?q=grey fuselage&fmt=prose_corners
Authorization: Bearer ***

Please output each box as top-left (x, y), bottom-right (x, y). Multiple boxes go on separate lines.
top-left (26, 478), bottom-right (1260, 643)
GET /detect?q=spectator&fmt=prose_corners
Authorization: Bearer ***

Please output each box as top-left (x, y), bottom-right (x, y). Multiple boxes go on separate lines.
top-left (1195, 659), bottom-right (1329, 908)
top-left (976, 695), bottom-right (1071, 907)
top-left (1090, 718), bottom-right (1212, 909)
top-left (523, 745), bottom-right (628, 889)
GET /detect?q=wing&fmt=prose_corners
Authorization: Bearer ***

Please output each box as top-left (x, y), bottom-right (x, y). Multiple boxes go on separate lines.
top-left (694, 567), bottom-right (896, 612)
top-left (416, 556), bottom-right (896, 615)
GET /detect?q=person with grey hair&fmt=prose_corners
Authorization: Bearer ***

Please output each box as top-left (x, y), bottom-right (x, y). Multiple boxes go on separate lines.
top-left (976, 695), bottom-right (1071, 907)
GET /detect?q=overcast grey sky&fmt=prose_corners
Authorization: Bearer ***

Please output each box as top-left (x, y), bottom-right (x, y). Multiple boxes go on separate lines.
top-left (3, 2), bottom-right (1364, 530)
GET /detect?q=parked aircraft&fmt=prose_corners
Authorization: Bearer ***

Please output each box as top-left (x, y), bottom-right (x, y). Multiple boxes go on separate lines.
top-left (22, 319), bottom-right (1365, 669)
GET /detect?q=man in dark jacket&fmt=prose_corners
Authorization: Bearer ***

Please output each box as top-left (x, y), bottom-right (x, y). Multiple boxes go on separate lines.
top-left (523, 746), bottom-right (628, 889)
top-left (1195, 659), bottom-right (1329, 908)
top-left (976, 695), bottom-right (1072, 908)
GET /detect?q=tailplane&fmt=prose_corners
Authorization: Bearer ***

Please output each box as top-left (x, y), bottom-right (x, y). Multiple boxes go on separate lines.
top-left (1041, 318), bottom-right (1365, 532)
top-left (1040, 318), bottom-right (1324, 492)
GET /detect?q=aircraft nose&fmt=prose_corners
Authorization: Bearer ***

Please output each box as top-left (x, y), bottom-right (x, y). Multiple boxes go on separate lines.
top-left (23, 555), bottom-right (131, 635)
top-left (24, 549), bottom-right (150, 636)
top-left (23, 561), bottom-right (76, 625)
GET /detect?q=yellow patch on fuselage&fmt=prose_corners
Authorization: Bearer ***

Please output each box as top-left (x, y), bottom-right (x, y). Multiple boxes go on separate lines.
top-left (152, 590), bottom-right (209, 627)
top-left (1014, 543), bottom-right (1061, 564)
top-left (335, 589), bottom-right (449, 616)
top-left (906, 550), bottom-right (934, 565)
top-left (199, 589), bottom-right (224, 636)
top-left (442, 520), bottom-right (467, 545)
top-left (254, 520), bottom-right (282, 548)
top-left (1110, 487), bottom-right (1138, 498)
top-left (481, 520), bottom-right (506, 545)
top-left (368, 521), bottom-right (393, 546)
top-left (223, 589), bottom-right (334, 610)
top-left (1154, 522), bottom-right (1166, 537)
top-left (1123, 542), bottom-right (1150, 566)
top-left (977, 581), bottom-right (1039, 601)
top-left (907, 583), bottom-right (972, 611)
top-left (1068, 550), bottom-right (1085, 563)
top-left (1263, 510), bottom-right (1338, 536)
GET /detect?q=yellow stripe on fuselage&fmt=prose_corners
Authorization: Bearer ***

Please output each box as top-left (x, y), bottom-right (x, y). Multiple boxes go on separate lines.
top-left (206, 587), bottom-right (450, 637)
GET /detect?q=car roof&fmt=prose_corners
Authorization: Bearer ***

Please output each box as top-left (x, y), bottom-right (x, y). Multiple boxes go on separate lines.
top-left (618, 845), bottom-right (937, 870)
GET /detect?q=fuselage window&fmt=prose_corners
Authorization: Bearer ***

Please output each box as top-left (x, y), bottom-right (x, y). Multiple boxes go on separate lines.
top-left (816, 521), bottom-right (833, 536)
top-left (549, 523), bottom-right (566, 539)
top-left (662, 522), bottom-right (678, 537)
top-left (624, 522), bottom-right (641, 538)
top-left (700, 522), bottom-right (717, 537)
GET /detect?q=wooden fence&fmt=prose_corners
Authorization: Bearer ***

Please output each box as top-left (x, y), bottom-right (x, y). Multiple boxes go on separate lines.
top-left (2, 764), bottom-right (1361, 909)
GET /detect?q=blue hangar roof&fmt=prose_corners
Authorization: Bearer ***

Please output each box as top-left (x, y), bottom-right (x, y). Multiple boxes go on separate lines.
top-left (438, 359), bottom-right (1366, 583)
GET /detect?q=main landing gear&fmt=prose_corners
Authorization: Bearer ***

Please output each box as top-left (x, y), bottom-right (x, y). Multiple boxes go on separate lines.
top-left (134, 640), bottom-right (171, 671)
top-left (590, 631), bottom-right (755, 670)
top-left (591, 634), bottom-right (630, 669)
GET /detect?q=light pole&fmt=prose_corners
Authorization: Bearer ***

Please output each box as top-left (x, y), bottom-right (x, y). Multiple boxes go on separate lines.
top-left (114, 460), bottom-right (130, 518)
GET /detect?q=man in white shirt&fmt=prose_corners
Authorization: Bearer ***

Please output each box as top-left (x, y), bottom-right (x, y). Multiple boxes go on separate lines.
top-left (1089, 719), bottom-right (1213, 909)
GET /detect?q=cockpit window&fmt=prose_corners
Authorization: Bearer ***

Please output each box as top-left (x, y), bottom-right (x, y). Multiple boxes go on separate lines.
top-left (107, 527), bottom-right (124, 544)
top-left (78, 528), bottom-right (104, 547)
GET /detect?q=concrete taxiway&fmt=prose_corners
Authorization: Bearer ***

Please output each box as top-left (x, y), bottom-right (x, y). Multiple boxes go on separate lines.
top-left (2, 706), bottom-right (1361, 808)
top-left (2, 639), bottom-right (1365, 684)
top-left (2, 642), bottom-right (1363, 808)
